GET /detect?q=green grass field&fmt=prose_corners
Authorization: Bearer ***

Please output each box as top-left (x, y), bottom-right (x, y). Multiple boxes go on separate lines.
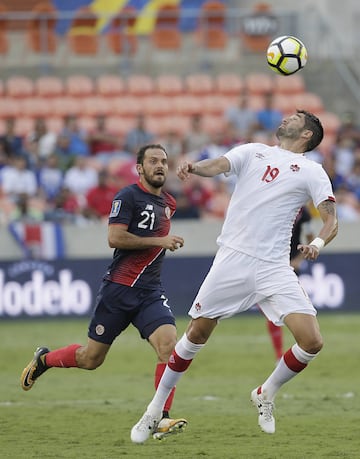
top-left (1, 314), bottom-right (359, 459)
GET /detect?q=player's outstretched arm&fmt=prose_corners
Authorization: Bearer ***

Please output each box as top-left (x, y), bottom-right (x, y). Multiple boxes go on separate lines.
top-left (297, 199), bottom-right (338, 261)
top-left (177, 156), bottom-right (230, 180)
top-left (108, 225), bottom-right (184, 251)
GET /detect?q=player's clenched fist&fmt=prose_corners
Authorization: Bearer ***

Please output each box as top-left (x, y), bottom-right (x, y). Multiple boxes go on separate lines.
top-left (162, 235), bottom-right (184, 251)
top-left (177, 161), bottom-right (193, 181)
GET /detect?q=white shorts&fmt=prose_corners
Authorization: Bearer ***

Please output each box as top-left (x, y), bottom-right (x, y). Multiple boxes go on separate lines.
top-left (189, 246), bottom-right (316, 326)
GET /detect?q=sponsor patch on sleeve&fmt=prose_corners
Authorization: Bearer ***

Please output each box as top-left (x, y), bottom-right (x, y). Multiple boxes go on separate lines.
top-left (110, 200), bottom-right (122, 217)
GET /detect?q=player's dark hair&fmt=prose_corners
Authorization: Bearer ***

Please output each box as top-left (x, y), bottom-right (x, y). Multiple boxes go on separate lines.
top-left (136, 144), bottom-right (167, 165)
top-left (297, 109), bottom-right (324, 151)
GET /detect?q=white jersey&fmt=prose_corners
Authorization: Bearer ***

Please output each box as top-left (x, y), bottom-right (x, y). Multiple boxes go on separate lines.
top-left (217, 143), bottom-right (335, 264)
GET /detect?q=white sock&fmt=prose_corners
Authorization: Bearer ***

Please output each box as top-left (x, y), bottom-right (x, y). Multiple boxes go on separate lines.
top-left (147, 334), bottom-right (204, 414)
top-left (261, 343), bottom-right (319, 401)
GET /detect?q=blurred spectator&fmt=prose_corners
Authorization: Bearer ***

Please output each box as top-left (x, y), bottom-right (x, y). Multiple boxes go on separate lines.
top-left (334, 185), bottom-right (360, 221)
top-left (205, 180), bottom-right (231, 220)
top-left (183, 114), bottom-right (210, 157)
top-left (87, 114), bottom-right (122, 161)
top-left (37, 153), bottom-right (64, 203)
top-left (336, 111), bottom-right (360, 146)
top-left (332, 137), bottom-right (355, 177)
top-left (83, 169), bottom-right (118, 220)
top-left (124, 114), bottom-right (155, 155)
top-left (45, 186), bottom-right (81, 224)
top-left (26, 118), bottom-right (57, 165)
top-left (223, 92), bottom-right (258, 140)
top-left (112, 157), bottom-right (138, 190)
top-left (57, 114), bottom-right (89, 158)
top-left (171, 190), bottom-right (201, 219)
top-left (0, 117), bottom-right (24, 158)
top-left (182, 175), bottom-right (213, 218)
top-left (0, 154), bottom-right (38, 200)
top-left (10, 192), bottom-right (44, 222)
top-left (347, 158), bottom-right (360, 200)
top-left (63, 156), bottom-right (98, 208)
top-left (158, 130), bottom-right (183, 164)
top-left (256, 92), bottom-right (283, 133)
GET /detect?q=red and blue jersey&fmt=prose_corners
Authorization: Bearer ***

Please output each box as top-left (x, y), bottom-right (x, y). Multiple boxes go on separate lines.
top-left (105, 181), bottom-right (176, 289)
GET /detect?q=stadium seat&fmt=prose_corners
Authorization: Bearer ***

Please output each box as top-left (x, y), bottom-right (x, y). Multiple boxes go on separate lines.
top-left (65, 75), bottom-right (95, 97)
top-left (126, 75), bottom-right (155, 96)
top-left (195, 0), bottom-right (228, 50)
top-left (106, 6), bottom-right (138, 55)
top-left (201, 94), bottom-right (233, 116)
top-left (244, 72), bottom-right (273, 96)
top-left (67, 7), bottom-right (99, 55)
top-left (96, 74), bottom-right (125, 97)
top-left (151, 4), bottom-right (182, 50)
top-left (155, 74), bottom-right (184, 96)
top-left (77, 116), bottom-right (96, 132)
top-left (6, 76), bottom-right (35, 97)
top-left (20, 97), bottom-right (52, 118)
top-left (26, 2), bottom-right (58, 53)
top-left (172, 95), bottom-right (203, 116)
top-left (185, 74), bottom-right (214, 96)
top-left (14, 117), bottom-right (34, 136)
top-left (80, 96), bottom-right (112, 117)
top-left (46, 116), bottom-right (64, 133)
top-left (0, 97), bottom-right (21, 118)
top-left (319, 111), bottom-right (341, 136)
top-left (111, 96), bottom-right (143, 117)
top-left (273, 74), bottom-right (305, 95)
top-left (35, 76), bottom-right (64, 97)
top-left (215, 73), bottom-right (243, 96)
top-left (0, 4), bottom-right (9, 55)
top-left (292, 92), bottom-right (324, 114)
top-left (272, 94), bottom-right (297, 115)
top-left (142, 95), bottom-right (173, 118)
top-left (240, 2), bottom-right (278, 53)
top-left (50, 96), bottom-right (82, 117)
top-left (104, 116), bottom-right (135, 137)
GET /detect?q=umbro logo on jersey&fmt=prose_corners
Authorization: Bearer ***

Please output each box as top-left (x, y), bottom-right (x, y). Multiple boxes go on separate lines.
top-left (290, 164), bottom-right (300, 172)
top-left (255, 153), bottom-right (265, 159)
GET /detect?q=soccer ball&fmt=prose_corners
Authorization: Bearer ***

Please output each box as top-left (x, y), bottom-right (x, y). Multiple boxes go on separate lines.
top-left (266, 36), bottom-right (308, 76)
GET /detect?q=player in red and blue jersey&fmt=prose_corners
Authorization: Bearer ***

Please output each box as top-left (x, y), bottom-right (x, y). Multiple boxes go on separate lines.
top-left (21, 144), bottom-right (187, 440)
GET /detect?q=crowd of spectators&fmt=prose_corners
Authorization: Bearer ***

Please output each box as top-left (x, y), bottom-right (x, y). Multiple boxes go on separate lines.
top-left (1, 95), bottom-right (360, 226)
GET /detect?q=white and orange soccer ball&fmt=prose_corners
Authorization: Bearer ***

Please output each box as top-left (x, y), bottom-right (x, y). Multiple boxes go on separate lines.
top-left (266, 35), bottom-right (308, 76)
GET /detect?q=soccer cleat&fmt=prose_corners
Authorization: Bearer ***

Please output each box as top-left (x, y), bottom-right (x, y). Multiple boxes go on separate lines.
top-left (20, 347), bottom-right (50, 391)
top-left (130, 411), bottom-right (162, 444)
top-left (152, 417), bottom-right (188, 440)
top-left (251, 387), bottom-right (275, 434)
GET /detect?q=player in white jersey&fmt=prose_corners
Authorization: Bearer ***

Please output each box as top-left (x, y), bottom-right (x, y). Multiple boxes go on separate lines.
top-left (131, 110), bottom-right (338, 441)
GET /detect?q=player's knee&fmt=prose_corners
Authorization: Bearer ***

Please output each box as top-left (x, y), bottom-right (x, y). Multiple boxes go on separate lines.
top-left (157, 337), bottom-right (177, 362)
top-left (302, 335), bottom-right (323, 354)
top-left (81, 354), bottom-right (105, 370)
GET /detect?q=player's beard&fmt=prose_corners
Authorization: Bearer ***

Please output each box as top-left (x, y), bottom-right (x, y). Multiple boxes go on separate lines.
top-left (276, 125), bottom-right (302, 141)
top-left (143, 169), bottom-right (166, 189)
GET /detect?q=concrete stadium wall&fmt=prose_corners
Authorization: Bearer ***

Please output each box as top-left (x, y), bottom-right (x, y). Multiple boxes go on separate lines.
top-left (0, 219), bottom-right (359, 261)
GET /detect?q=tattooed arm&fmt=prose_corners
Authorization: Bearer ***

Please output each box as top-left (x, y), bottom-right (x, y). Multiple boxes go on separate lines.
top-left (297, 199), bottom-right (338, 261)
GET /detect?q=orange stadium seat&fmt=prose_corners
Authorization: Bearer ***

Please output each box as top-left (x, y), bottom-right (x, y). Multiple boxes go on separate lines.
top-left (273, 74), bottom-right (305, 95)
top-left (50, 96), bottom-right (82, 117)
top-left (319, 111), bottom-right (341, 136)
top-left (65, 75), bottom-right (95, 97)
top-left (142, 95), bottom-right (173, 118)
top-left (155, 74), bottom-right (184, 96)
top-left (292, 92), bottom-right (324, 114)
top-left (215, 73), bottom-right (243, 97)
top-left (151, 4), bottom-right (182, 50)
top-left (35, 76), bottom-right (64, 97)
top-left (126, 75), bottom-right (154, 96)
top-left (26, 2), bottom-right (58, 53)
top-left (111, 96), bottom-right (143, 117)
top-left (20, 97), bottom-right (52, 118)
top-left (0, 97), bottom-right (21, 118)
top-left (185, 74), bottom-right (214, 95)
top-left (6, 76), bottom-right (35, 97)
top-left (96, 74), bottom-right (125, 97)
top-left (80, 96), bottom-right (112, 117)
top-left (196, 0), bottom-right (228, 49)
top-left (244, 72), bottom-right (273, 96)
top-left (67, 7), bottom-right (99, 55)
top-left (105, 115), bottom-right (136, 137)
top-left (201, 94), bottom-right (233, 116)
top-left (106, 6), bottom-right (138, 55)
top-left (0, 4), bottom-right (9, 55)
top-left (14, 117), bottom-right (34, 136)
top-left (172, 95), bottom-right (203, 116)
